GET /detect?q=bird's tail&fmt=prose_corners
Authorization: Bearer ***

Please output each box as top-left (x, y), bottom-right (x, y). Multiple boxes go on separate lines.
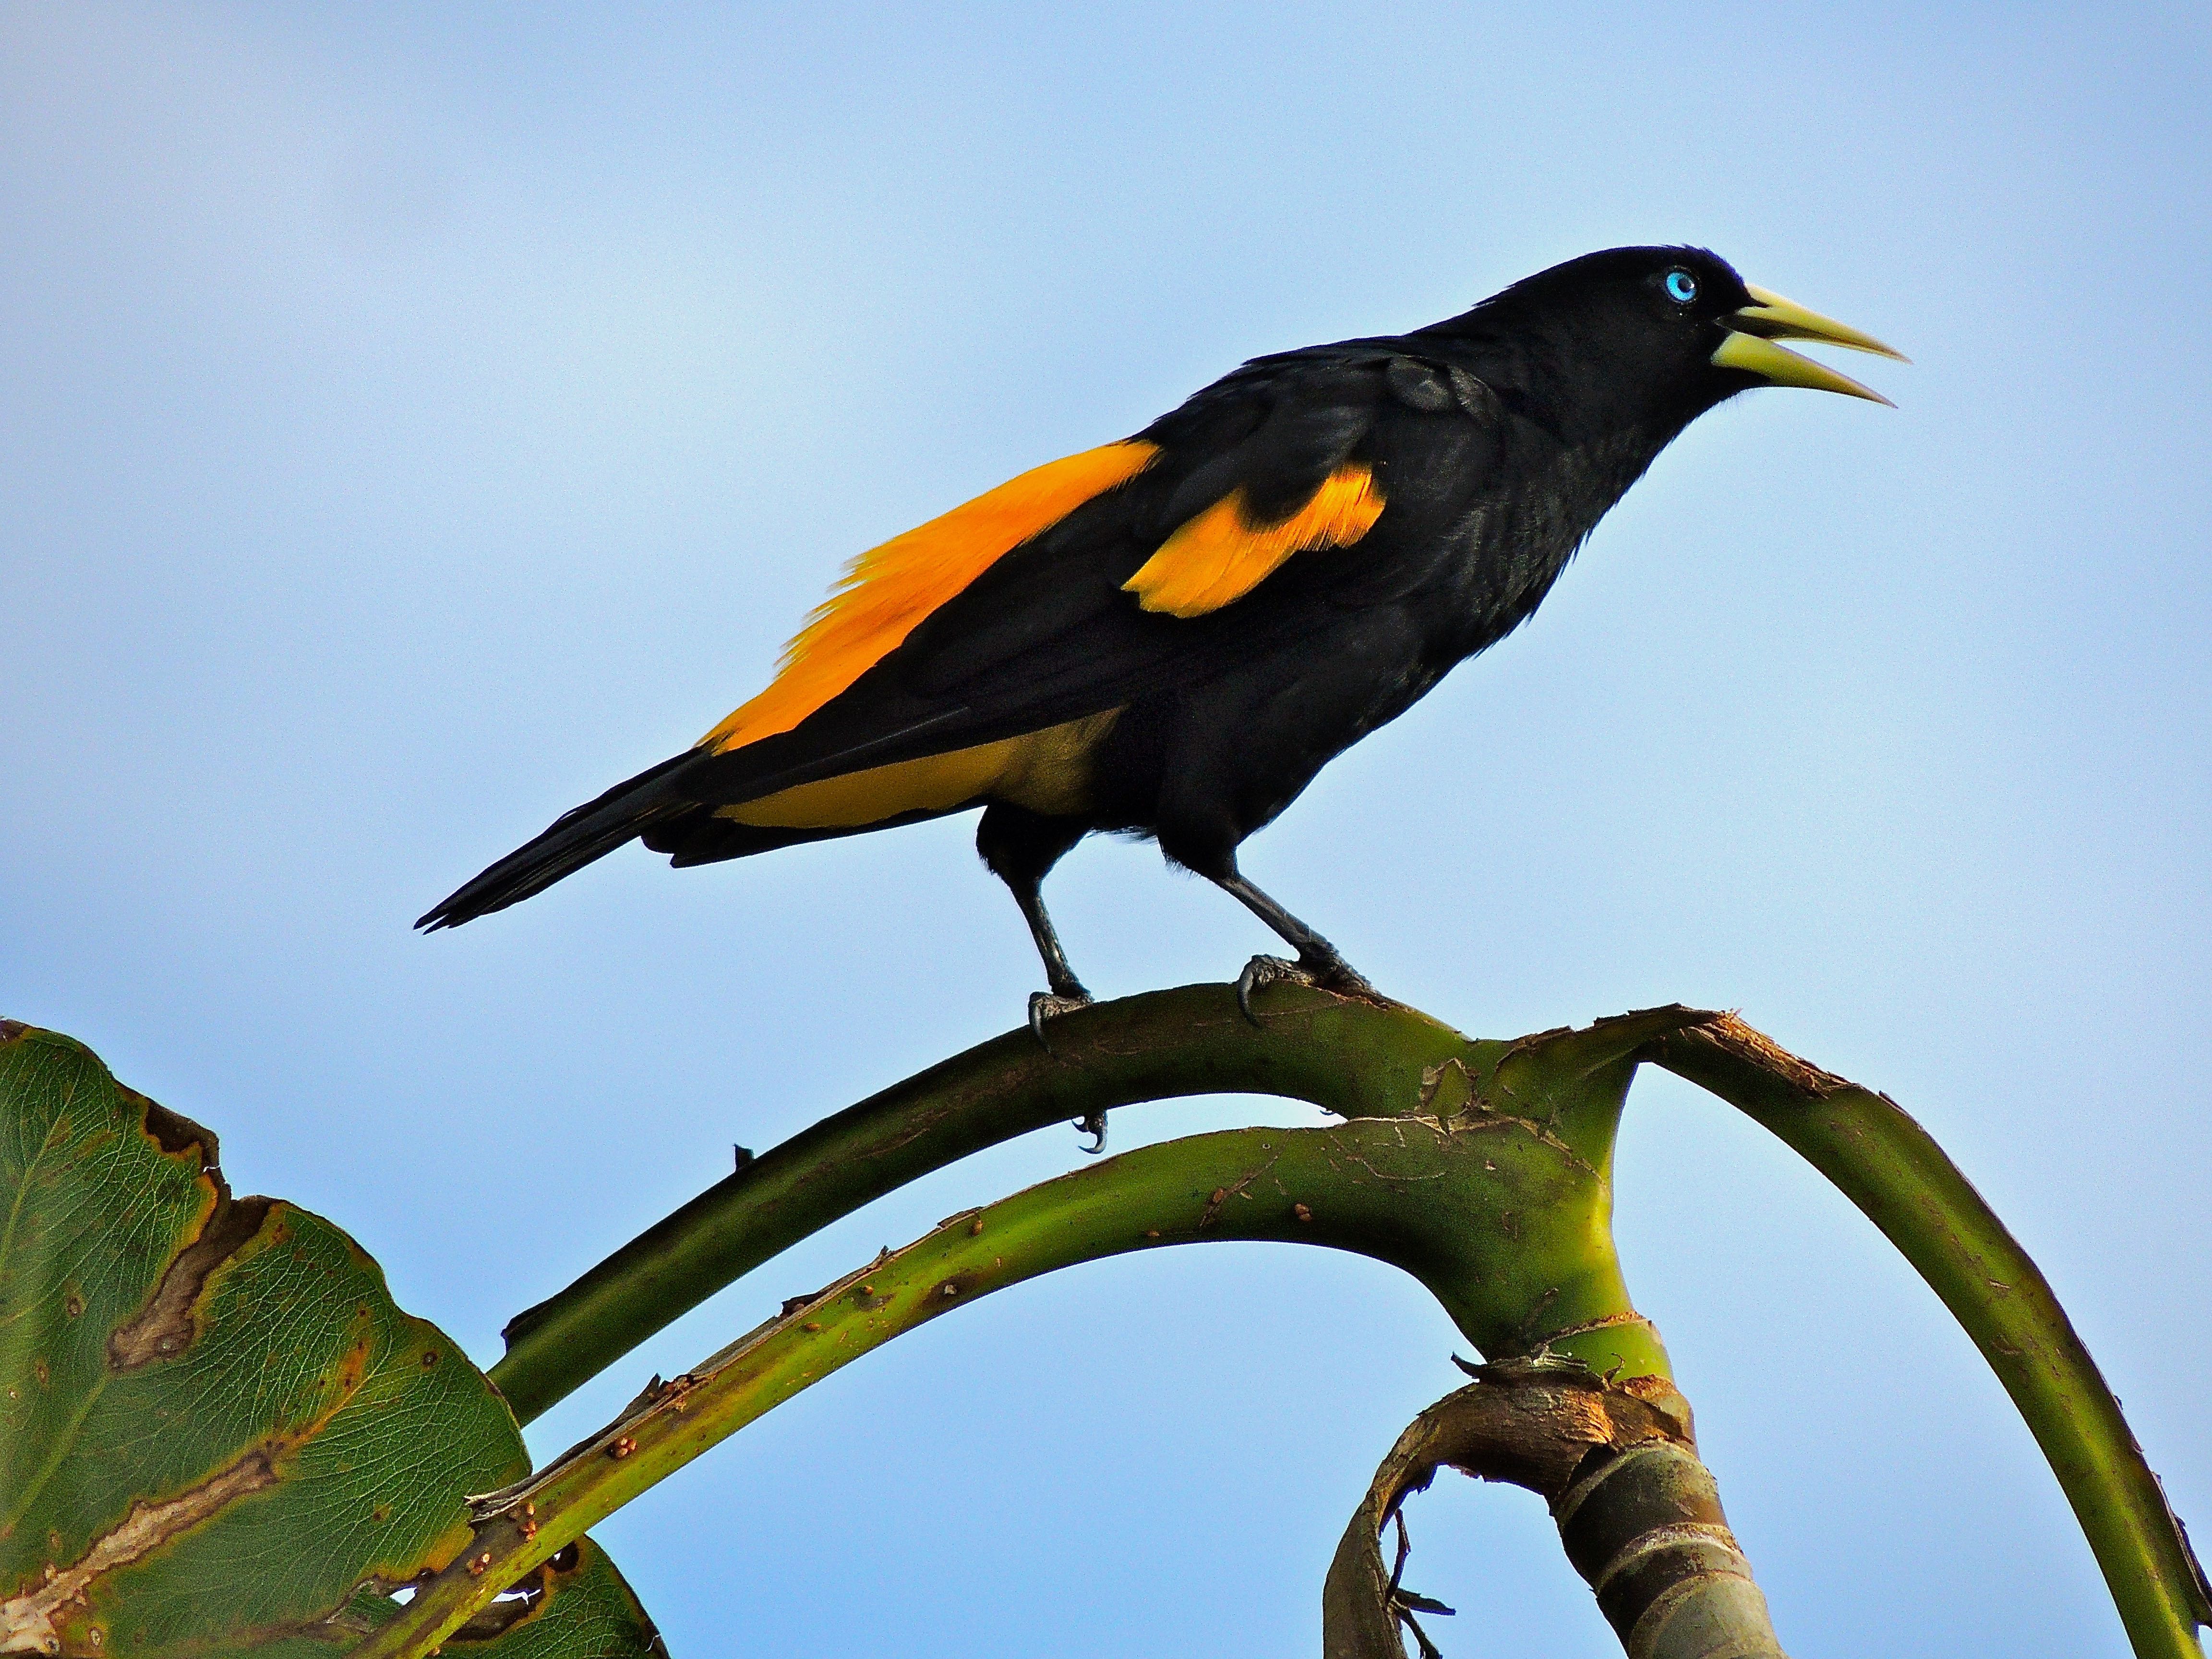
top-left (415, 750), bottom-right (701, 930)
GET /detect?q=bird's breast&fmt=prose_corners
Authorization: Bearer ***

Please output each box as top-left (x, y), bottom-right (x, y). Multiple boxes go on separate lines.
top-left (1427, 428), bottom-right (1668, 654)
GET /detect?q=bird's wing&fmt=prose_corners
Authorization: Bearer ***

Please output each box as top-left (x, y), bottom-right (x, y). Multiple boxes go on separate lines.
top-left (692, 439), bottom-right (1163, 759)
top-left (692, 344), bottom-right (1501, 789)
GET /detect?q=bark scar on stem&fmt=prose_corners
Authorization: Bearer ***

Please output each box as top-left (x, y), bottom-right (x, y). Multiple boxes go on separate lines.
top-left (1198, 1158), bottom-right (1279, 1228)
top-left (1527, 1309), bottom-right (1666, 1358)
top-left (1324, 1360), bottom-right (1786, 1659)
top-left (1683, 1013), bottom-right (1849, 1097)
top-left (1318, 1133), bottom-right (1447, 1189)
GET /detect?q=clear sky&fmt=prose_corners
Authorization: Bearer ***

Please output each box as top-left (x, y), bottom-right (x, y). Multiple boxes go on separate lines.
top-left (4, 3), bottom-right (2207, 1654)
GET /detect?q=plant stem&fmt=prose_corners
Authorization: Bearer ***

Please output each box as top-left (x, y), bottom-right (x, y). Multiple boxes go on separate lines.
top-left (365, 1106), bottom-right (1667, 1657)
top-left (1648, 1015), bottom-right (2212, 1659)
top-left (471, 992), bottom-right (2205, 1659)
top-left (490, 984), bottom-right (1490, 1422)
top-left (1324, 1360), bottom-right (1787, 1659)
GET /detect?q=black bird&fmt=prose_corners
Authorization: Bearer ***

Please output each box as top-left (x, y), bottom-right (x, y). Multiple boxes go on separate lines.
top-left (420, 246), bottom-right (1901, 1025)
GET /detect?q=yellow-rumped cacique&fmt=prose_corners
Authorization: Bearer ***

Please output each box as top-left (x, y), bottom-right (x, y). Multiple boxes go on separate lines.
top-left (421, 246), bottom-right (1902, 1026)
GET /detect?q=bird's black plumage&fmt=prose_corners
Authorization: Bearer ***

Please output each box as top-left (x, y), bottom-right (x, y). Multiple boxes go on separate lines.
top-left (420, 246), bottom-right (1899, 1011)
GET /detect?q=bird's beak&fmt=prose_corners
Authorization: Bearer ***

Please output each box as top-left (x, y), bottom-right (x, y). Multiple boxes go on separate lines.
top-left (1711, 284), bottom-right (1908, 406)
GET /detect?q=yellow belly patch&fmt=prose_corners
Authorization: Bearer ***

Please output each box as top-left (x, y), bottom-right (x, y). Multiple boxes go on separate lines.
top-left (717, 710), bottom-right (1120, 830)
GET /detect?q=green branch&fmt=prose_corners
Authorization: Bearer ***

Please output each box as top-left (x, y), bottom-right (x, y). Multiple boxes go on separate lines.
top-left (474, 990), bottom-right (2203, 1659)
top-left (1323, 1360), bottom-right (1785, 1659)
top-left (491, 984), bottom-right (1492, 1421)
top-left (364, 1061), bottom-right (1672, 1657)
top-left (1647, 1015), bottom-right (2212, 1659)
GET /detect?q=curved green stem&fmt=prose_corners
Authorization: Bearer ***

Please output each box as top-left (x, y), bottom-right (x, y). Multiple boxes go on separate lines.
top-left (1648, 1015), bottom-right (2212, 1659)
top-left (366, 1108), bottom-right (1667, 1658)
top-left (491, 984), bottom-right (1490, 1421)
top-left (476, 990), bottom-right (2204, 1659)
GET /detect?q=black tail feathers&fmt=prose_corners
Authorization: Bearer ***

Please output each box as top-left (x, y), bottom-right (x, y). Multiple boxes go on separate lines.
top-left (415, 750), bottom-right (699, 931)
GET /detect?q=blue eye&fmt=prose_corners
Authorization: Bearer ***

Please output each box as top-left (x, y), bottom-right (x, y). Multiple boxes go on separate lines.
top-left (1664, 269), bottom-right (1698, 304)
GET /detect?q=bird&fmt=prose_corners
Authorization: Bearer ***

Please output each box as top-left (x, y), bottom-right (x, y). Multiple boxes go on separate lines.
top-left (420, 246), bottom-right (1901, 1031)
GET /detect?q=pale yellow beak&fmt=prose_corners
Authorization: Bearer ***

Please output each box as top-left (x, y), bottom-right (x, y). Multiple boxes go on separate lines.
top-left (1711, 284), bottom-right (1907, 406)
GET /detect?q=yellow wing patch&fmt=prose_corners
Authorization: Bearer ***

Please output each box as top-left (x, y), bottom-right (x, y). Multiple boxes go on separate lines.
top-left (700, 442), bottom-right (1159, 755)
top-left (716, 710), bottom-right (1120, 830)
top-left (1121, 463), bottom-right (1384, 619)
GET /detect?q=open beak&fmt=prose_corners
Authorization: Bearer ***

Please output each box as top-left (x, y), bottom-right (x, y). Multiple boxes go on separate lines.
top-left (1711, 284), bottom-right (1908, 406)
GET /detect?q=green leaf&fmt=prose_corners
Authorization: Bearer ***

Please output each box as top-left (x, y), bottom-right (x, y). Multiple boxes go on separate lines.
top-left (0, 1022), bottom-right (663, 1658)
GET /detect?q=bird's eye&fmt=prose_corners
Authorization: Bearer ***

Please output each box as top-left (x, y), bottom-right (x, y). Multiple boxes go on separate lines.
top-left (1664, 269), bottom-right (1698, 304)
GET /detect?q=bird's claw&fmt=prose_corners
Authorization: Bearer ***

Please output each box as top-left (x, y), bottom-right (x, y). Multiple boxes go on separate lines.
top-left (1027, 989), bottom-right (1094, 1046)
top-left (1019, 991), bottom-right (1107, 1147)
top-left (1024, 991), bottom-right (1106, 1148)
top-left (1235, 955), bottom-right (1379, 1024)
top-left (1236, 955), bottom-right (1312, 1022)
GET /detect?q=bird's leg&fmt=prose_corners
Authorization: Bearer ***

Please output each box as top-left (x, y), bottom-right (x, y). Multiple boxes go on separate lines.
top-left (979, 806), bottom-right (1094, 1020)
top-left (1013, 878), bottom-right (1108, 1149)
top-left (1001, 870), bottom-right (1110, 1150)
top-left (1009, 874), bottom-right (1093, 1029)
top-left (976, 806), bottom-right (1105, 1131)
top-left (1212, 870), bottom-right (1379, 1022)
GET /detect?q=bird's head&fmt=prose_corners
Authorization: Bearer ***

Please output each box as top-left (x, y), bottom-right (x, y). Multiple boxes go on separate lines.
top-left (1448, 246), bottom-right (1906, 435)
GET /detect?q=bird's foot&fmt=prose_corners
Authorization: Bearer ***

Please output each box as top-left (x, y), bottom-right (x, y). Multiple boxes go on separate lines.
top-left (1027, 989), bottom-right (1106, 1151)
top-left (1235, 954), bottom-right (1380, 1024)
top-left (1027, 988), bottom-right (1094, 1045)
top-left (1236, 954), bottom-right (1310, 1020)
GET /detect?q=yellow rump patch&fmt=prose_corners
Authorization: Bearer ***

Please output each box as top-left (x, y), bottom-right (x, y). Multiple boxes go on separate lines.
top-left (717, 711), bottom-right (1119, 830)
top-left (700, 442), bottom-right (1159, 755)
top-left (1122, 463), bottom-right (1384, 619)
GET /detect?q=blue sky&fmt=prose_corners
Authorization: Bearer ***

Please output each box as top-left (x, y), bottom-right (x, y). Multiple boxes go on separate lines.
top-left (4, 3), bottom-right (2207, 1653)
